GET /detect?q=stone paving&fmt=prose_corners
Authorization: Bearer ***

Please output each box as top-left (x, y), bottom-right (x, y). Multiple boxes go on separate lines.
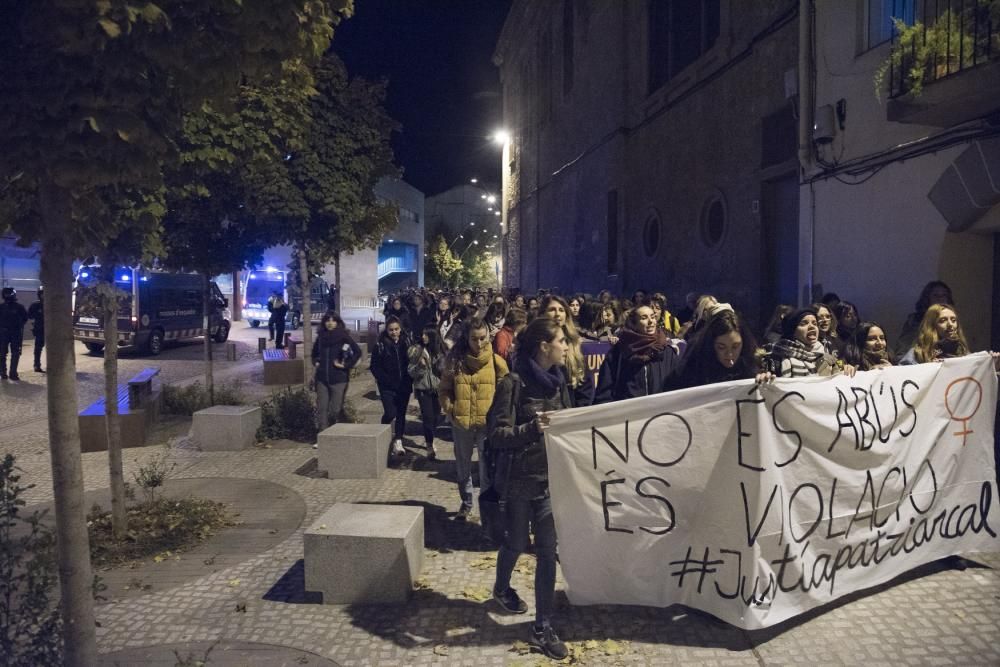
top-left (4, 322), bottom-right (1000, 665)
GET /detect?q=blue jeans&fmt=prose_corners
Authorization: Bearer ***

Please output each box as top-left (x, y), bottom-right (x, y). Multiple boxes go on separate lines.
top-left (494, 489), bottom-right (558, 626)
top-left (452, 423), bottom-right (488, 510)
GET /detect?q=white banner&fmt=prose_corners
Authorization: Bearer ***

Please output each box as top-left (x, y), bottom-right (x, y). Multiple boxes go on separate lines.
top-left (545, 353), bottom-right (1000, 629)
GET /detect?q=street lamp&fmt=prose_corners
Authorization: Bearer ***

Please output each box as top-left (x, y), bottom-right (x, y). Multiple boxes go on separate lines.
top-left (487, 195), bottom-right (497, 204)
top-left (447, 234), bottom-right (465, 251)
top-left (492, 129), bottom-right (510, 145)
top-left (459, 240), bottom-right (479, 259)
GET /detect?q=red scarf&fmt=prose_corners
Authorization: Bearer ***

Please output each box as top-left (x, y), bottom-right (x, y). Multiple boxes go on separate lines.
top-left (617, 328), bottom-right (669, 364)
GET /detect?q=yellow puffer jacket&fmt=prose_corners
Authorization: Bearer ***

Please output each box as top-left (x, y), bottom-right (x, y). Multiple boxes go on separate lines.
top-left (439, 346), bottom-right (509, 430)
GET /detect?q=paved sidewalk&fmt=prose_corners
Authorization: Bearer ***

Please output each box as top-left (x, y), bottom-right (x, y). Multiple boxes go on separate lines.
top-left (7, 322), bottom-right (1000, 665)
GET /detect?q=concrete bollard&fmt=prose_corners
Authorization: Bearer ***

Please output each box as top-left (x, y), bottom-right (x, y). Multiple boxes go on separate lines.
top-left (288, 340), bottom-right (298, 359)
top-left (226, 341), bottom-right (237, 361)
top-left (284, 332), bottom-right (292, 348)
top-left (258, 337), bottom-right (267, 353)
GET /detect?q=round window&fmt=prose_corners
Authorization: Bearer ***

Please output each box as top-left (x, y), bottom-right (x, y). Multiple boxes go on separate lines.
top-left (700, 195), bottom-right (727, 248)
top-left (642, 213), bottom-right (660, 258)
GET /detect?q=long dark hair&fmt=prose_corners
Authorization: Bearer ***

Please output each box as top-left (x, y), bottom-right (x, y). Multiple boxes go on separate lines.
top-left (420, 325), bottom-right (445, 359)
top-left (317, 311), bottom-right (349, 345)
top-left (833, 301), bottom-right (859, 339)
top-left (844, 321), bottom-right (895, 370)
top-left (680, 310), bottom-right (759, 385)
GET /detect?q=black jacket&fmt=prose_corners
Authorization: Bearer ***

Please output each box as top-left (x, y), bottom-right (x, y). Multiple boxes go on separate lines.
top-left (27, 301), bottom-right (43, 336)
top-left (370, 331), bottom-right (413, 391)
top-left (487, 361), bottom-right (572, 496)
top-left (0, 299), bottom-right (28, 336)
top-left (405, 306), bottom-right (435, 335)
top-left (312, 329), bottom-right (362, 385)
top-left (593, 343), bottom-right (679, 404)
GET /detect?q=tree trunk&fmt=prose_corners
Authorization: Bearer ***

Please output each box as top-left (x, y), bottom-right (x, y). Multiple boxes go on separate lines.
top-left (298, 246), bottom-right (313, 388)
top-left (203, 273), bottom-right (214, 405)
top-left (38, 184), bottom-right (97, 667)
top-left (232, 270), bottom-right (242, 322)
top-left (98, 273), bottom-right (126, 539)
top-left (333, 251), bottom-right (341, 312)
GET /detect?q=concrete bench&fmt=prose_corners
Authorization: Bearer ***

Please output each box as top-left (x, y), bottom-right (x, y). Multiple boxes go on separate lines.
top-left (262, 348), bottom-right (303, 385)
top-left (316, 423), bottom-right (391, 479)
top-left (304, 503), bottom-right (424, 605)
top-left (79, 367), bottom-right (162, 453)
top-left (192, 405), bottom-right (262, 451)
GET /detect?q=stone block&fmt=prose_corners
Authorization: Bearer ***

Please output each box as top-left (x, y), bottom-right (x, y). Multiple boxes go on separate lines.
top-left (192, 405), bottom-right (262, 451)
top-left (317, 423), bottom-right (391, 479)
top-left (304, 503), bottom-right (424, 605)
top-left (262, 349), bottom-right (304, 385)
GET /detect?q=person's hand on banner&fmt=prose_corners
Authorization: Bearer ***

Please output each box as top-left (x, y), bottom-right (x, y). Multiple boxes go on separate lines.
top-left (536, 412), bottom-right (551, 430)
top-left (754, 371), bottom-right (776, 385)
top-left (991, 351), bottom-right (1000, 372)
top-left (843, 364), bottom-right (857, 377)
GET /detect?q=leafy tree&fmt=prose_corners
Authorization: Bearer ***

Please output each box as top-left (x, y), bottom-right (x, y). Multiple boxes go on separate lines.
top-left (459, 248), bottom-right (499, 289)
top-left (160, 61), bottom-right (316, 401)
top-left (0, 3), bottom-right (348, 663)
top-left (425, 235), bottom-right (464, 288)
top-left (280, 54), bottom-right (400, 386)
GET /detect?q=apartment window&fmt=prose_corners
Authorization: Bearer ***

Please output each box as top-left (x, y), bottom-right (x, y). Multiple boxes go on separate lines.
top-left (563, 0), bottom-right (575, 95)
top-left (699, 194), bottom-right (727, 249)
top-left (606, 190), bottom-right (618, 274)
top-left (648, 0), bottom-right (721, 93)
top-left (865, 0), bottom-right (916, 49)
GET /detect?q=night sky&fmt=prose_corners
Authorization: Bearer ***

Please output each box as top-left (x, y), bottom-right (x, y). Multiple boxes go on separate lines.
top-left (334, 0), bottom-right (512, 197)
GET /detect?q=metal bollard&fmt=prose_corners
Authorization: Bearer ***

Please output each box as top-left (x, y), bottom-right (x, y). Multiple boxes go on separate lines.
top-left (258, 337), bottom-right (267, 353)
top-left (284, 332), bottom-right (292, 348)
top-left (288, 341), bottom-right (298, 359)
top-left (226, 341), bottom-right (237, 361)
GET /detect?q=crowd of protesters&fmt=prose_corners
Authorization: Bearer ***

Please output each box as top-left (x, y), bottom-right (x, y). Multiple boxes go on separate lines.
top-left (307, 280), bottom-right (999, 660)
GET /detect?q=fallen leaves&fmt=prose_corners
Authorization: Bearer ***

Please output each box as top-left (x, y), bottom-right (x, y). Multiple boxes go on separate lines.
top-left (458, 587), bottom-right (492, 602)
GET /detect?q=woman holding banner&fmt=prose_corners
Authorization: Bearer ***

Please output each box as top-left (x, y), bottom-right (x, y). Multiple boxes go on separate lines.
top-left (843, 321), bottom-right (895, 371)
top-left (486, 317), bottom-right (572, 661)
top-left (763, 307), bottom-right (856, 378)
top-left (593, 305), bottom-right (680, 403)
top-left (671, 306), bottom-right (773, 389)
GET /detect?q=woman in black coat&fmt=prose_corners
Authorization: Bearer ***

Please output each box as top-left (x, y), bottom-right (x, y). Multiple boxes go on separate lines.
top-left (487, 317), bottom-right (572, 661)
top-left (370, 315), bottom-right (413, 455)
top-left (312, 311), bottom-right (362, 431)
top-left (593, 305), bottom-right (679, 404)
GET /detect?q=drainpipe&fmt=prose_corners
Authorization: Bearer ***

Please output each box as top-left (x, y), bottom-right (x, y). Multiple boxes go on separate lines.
top-left (797, 0), bottom-right (815, 305)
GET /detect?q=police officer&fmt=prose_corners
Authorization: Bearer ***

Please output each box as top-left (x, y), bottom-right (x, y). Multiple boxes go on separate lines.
top-left (0, 287), bottom-right (29, 381)
top-left (27, 287), bottom-right (44, 373)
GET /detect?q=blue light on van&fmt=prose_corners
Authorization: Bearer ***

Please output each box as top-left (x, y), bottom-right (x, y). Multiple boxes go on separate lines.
top-left (140, 276), bottom-right (149, 282)
top-left (81, 271), bottom-right (89, 278)
top-left (120, 274), bottom-right (130, 281)
top-left (265, 266), bottom-right (278, 273)
top-left (249, 273), bottom-right (256, 279)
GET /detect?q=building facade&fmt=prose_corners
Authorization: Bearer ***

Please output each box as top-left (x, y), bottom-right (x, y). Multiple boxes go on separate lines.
top-left (495, 0), bottom-right (999, 344)
top-left (806, 0), bottom-right (999, 350)
top-left (425, 183), bottom-right (503, 257)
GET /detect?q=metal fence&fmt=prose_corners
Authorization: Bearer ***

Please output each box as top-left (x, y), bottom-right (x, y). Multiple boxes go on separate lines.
top-left (889, 0), bottom-right (997, 98)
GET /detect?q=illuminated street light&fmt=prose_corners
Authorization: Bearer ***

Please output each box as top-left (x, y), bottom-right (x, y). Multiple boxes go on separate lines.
top-left (470, 177), bottom-right (478, 184)
top-left (494, 211), bottom-right (501, 216)
top-left (493, 129), bottom-right (510, 145)
top-left (447, 234), bottom-right (465, 251)
top-left (459, 239), bottom-right (479, 259)
top-left (481, 194), bottom-right (487, 199)
top-left (487, 195), bottom-right (497, 204)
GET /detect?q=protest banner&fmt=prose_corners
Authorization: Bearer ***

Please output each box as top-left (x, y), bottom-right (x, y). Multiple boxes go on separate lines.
top-left (545, 353), bottom-right (999, 629)
top-left (582, 340), bottom-right (612, 388)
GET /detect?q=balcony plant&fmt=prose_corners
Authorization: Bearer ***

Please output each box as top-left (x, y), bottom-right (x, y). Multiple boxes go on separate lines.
top-left (875, 2), bottom-right (999, 100)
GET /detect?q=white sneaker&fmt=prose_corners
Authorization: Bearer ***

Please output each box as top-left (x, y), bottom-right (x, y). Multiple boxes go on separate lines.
top-left (392, 439), bottom-right (405, 456)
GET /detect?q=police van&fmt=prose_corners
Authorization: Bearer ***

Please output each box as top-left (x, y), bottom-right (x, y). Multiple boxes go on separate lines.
top-left (73, 266), bottom-right (230, 355)
top-left (242, 268), bottom-right (330, 329)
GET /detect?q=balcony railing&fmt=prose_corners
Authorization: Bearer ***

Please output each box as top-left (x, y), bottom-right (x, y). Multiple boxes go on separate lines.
top-left (889, 0), bottom-right (998, 99)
